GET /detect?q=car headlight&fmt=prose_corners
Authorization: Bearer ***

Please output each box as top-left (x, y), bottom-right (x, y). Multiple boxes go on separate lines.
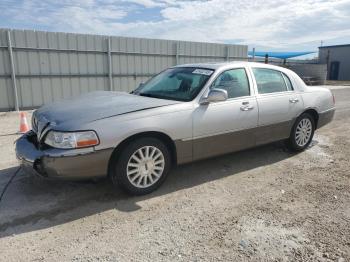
top-left (44, 131), bottom-right (99, 149)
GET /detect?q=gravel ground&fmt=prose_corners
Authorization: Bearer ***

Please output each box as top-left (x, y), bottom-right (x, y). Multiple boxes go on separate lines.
top-left (0, 87), bottom-right (349, 262)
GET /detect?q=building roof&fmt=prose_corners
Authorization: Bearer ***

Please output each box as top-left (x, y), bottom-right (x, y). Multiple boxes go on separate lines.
top-left (319, 44), bottom-right (350, 49)
top-left (248, 51), bottom-right (315, 59)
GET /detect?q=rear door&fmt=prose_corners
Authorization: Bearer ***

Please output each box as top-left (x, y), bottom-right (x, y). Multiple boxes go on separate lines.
top-left (251, 67), bottom-right (304, 145)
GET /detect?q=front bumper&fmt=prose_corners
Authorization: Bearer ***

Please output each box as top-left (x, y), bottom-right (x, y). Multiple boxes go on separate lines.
top-left (15, 131), bottom-right (113, 179)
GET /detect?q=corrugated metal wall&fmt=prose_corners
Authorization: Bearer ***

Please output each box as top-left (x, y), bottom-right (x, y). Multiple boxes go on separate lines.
top-left (319, 46), bottom-right (350, 81)
top-left (285, 63), bottom-right (327, 84)
top-left (0, 28), bottom-right (248, 111)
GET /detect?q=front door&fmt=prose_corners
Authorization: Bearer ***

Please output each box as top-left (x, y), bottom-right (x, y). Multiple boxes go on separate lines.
top-left (251, 67), bottom-right (304, 145)
top-left (192, 68), bottom-right (258, 160)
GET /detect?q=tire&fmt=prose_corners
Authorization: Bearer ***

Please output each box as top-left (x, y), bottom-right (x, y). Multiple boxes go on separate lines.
top-left (285, 113), bottom-right (315, 152)
top-left (109, 137), bottom-right (171, 195)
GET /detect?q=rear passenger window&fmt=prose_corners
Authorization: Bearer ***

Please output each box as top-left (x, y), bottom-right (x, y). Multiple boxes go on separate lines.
top-left (252, 68), bottom-right (289, 94)
top-left (282, 73), bottom-right (293, 91)
top-left (210, 68), bottom-right (250, 99)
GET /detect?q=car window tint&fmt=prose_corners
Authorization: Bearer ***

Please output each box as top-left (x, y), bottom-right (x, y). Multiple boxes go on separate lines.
top-left (151, 75), bottom-right (181, 91)
top-left (282, 73), bottom-right (293, 91)
top-left (136, 67), bottom-right (213, 101)
top-left (252, 68), bottom-right (288, 94)
top-left (211, 68), bottom-right (250, 98)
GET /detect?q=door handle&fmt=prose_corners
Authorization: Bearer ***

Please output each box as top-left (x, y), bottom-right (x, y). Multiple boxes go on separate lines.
top-left (289, 98), bottom-right (299, 103)
top-left (240, 105), bottom-right (254, 111)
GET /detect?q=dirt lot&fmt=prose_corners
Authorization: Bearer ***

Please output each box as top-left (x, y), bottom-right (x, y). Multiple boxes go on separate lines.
top-left (0, 87), bottom-right (349, 262)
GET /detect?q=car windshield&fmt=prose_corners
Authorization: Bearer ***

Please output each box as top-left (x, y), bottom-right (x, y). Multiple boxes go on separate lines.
top-left (133, 67), bottom-right (214, 101)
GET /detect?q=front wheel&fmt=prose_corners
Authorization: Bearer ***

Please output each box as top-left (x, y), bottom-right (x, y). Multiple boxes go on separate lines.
top-left (285, 113), bottom-right (315, 152)
top-left (109, 137), bottom-right (171, 195)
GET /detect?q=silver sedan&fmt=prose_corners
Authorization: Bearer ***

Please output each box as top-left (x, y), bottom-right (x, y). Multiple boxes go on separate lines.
top-left (16, 62), bottom-right (335, 195)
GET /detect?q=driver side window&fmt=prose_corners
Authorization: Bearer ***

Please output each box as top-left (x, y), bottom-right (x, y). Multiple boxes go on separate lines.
top-left (210, 68), bottom-right (250, 99)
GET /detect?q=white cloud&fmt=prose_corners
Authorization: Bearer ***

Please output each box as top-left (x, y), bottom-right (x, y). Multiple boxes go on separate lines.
top-left (121, 0), bottom-right (165, 8)
top-left (155, 0), bottom-right (350, 48)
top-left (1, 0), bottom-right (350, 50)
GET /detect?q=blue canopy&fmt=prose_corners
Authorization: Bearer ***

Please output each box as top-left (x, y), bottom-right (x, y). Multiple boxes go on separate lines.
top-left (248, 51), bottom-right (315, 59)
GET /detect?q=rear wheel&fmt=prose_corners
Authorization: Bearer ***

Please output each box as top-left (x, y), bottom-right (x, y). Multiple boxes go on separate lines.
top-left (109, 137), bottom-right (171, 195)
top-left (286, 113), bottom-right (315, 151)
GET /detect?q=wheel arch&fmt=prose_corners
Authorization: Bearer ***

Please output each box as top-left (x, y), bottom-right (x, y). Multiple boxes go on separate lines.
top-left (299, 108), bottom-right (319, 129)
top-left (107, 131), bottom-right (177, 175)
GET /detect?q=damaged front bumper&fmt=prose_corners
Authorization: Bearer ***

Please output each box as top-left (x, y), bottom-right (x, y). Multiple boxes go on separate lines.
top-left (15, 131), bottom-right (113, 180)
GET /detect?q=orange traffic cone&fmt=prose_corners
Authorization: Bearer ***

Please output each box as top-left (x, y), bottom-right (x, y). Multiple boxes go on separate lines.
top-left (19, 112), bottom-right (30, 134)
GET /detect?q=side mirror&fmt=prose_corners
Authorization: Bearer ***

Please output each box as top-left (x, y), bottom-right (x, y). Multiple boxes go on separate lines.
top-left (200, 88), bottom-right (228, 105)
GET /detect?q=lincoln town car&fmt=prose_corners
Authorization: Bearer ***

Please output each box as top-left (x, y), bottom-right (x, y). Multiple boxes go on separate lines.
top-left (15, 62), bottom-right (335, 195)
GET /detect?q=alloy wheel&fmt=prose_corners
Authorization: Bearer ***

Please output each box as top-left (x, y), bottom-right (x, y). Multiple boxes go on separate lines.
top-left (295, 118), bottom-right (313, 147)
top-left (126, 146), bottom-right (165, 188)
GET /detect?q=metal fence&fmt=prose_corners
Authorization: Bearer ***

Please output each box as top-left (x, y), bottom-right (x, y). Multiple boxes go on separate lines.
top-left (249, 57), bottom-right (327, 85)
top-left (0, 29), bottom-right (248, 111)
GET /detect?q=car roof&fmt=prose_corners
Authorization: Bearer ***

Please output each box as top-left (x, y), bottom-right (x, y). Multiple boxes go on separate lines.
top-left (174, 61), bottom-right (287, 71)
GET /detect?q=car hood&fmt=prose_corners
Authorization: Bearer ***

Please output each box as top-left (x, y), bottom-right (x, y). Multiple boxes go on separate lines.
top-left (33, 91), bottom-right (179, 135)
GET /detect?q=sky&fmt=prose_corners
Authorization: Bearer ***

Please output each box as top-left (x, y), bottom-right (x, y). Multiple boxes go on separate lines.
top-left (1, 0), bottom-right (350, 55)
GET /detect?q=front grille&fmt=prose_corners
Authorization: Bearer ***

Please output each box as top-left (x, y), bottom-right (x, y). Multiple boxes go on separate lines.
top-left (32, 115), bottom-right (38, 133)
top-left (31, 114), bottom-right (52, 150)
top-left (27, 131), bottom-right (39, 148)
top-left (27, 131), bottom-right (50, 150)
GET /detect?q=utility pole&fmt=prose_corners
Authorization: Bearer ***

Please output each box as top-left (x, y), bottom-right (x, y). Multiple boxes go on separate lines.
top-left (326, 49), bottom-right (330, 80)
top-left (7, 30), bottom-right (19, 111)
top-left (107, 37), bottom-right (113, 91)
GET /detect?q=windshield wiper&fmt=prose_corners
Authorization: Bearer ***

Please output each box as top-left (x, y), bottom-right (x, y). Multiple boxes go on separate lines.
top-left (138, 93), bottom-right (187, 102)
top-left (138, 93), bottom-right (161, 98)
